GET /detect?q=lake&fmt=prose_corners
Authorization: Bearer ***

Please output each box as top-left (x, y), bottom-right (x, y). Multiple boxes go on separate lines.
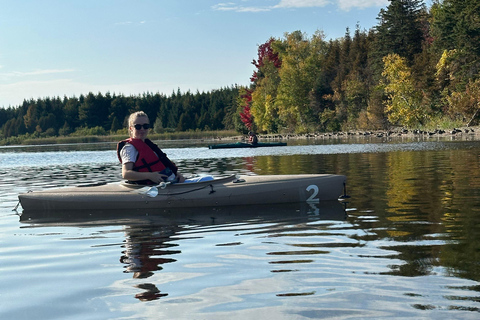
top-left (1, 136), bottom-right (479, 319)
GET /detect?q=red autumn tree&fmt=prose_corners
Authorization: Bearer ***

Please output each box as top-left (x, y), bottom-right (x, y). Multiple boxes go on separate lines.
top-left (239, 88), bottom-right (253, 130)
top-left (240, 38), bottom-right (282, 131)
top-left (251, 38), bottom-right (282, 83)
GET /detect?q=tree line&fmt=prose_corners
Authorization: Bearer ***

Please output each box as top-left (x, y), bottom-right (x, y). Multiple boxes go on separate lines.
top-left (239, 0), bottom-right (480, 133)
top-left (0, 87), bottom-right (242, 141)
top-left (1, 0), bottom-right (479, 141)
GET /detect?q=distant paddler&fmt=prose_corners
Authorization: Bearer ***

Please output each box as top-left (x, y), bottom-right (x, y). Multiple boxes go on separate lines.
top-left (248, 131), bottom-right (258, 146)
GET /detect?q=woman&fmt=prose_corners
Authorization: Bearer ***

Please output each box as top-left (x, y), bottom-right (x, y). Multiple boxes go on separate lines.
top-left (117, 111), bottom-right (185, 184)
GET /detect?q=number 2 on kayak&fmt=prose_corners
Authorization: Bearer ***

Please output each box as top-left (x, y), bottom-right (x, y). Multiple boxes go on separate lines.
top-left (306, 185), bottom-right (319, 203)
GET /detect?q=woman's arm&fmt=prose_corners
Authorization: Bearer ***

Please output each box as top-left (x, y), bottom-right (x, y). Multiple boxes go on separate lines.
top-left (120, 143), bottom-right (185, 183)
top-left (122, 162), bottom-right (168, 184)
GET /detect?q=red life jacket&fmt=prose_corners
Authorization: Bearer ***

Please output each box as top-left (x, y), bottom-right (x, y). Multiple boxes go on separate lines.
top-left (117, 138), bottom-right (178, 174)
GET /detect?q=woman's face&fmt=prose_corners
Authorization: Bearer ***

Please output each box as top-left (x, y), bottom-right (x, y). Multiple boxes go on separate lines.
top-left (130, 116), bottom-right (150, 140)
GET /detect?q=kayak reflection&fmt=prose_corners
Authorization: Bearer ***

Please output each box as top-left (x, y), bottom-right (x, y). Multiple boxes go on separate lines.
top-left (19, 201), bottom-right (347, 226)
top-left (19, 201), bottom-right (347, 301)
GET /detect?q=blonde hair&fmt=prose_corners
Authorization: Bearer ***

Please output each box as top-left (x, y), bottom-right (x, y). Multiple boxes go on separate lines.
top-left (128, 111), bottom-right (149, 137)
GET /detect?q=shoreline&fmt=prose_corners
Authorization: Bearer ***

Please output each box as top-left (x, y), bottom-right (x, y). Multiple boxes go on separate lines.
top-left (2, 126), bottom-right (480, 147)
top-left (228, 126), bottom-right (480, 142)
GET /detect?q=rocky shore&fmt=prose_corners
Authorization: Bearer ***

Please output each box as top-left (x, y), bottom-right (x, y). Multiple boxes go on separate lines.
top-left (231, 126), bottom-right (480, 142)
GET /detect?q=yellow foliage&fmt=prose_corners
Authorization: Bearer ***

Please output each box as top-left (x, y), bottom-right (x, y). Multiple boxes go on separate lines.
top-left (251, 92), bottom-right (277, 132)
top-left (382, 54), bottom-right (427, 128)
top-left (435, 49), bottom-right (457, 81)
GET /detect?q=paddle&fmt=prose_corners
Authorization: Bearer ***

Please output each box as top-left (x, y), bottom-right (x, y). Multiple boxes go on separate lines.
top-left (135, 175), bottom-right (216, 197)
top-left (137, 182), bottom-right (169, 198)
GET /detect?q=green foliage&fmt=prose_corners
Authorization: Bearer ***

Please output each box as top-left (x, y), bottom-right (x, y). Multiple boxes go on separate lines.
top-left (375, 0), bottom-right (425, 65)
top-left (365, 85), bottom-right (388, 130)
top-left (274, 30), bottom-right (329, 133)
top-left (420, 115), bottom-right (464, 131)
top-left (237, 0), bottom-right (480, 133)
top-left (445, 78), bottom-right (480, 125)
top-left (110, 116), bottom-right (122, 133)
top-left (0, 129), bottom-right (237, 146)
top-left (71, 126), bottom-right (108, 136)
top-left (431, 0), bottom-right (480, 57)
top-left (153, 117), bottom-right (164, 133)
top-left (59, 121), bottom-right (72, 136)
top-left (0, 87), bottom-right (240, 142)
top-left (431, 0), bottom-right (480, 94)
top-left (319, 109), bottom-right (341, 132)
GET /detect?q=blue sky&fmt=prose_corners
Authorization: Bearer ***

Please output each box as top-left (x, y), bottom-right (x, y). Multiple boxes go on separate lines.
top-left (0, 0), bottom-right (392, 108)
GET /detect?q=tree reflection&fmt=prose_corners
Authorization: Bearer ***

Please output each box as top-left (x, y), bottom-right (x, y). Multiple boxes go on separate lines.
top-left (246, 146), bottom-right (480, 283)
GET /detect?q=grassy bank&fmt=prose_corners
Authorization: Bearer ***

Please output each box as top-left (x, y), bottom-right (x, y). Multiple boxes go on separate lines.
top-left (0, 130), bottom-right (239, 146)
top-left (3, 124), bottom-right (480, 147)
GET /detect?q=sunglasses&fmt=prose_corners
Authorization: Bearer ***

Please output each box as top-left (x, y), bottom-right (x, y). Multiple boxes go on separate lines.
top-left (133, 123), bottom-right (150, 130)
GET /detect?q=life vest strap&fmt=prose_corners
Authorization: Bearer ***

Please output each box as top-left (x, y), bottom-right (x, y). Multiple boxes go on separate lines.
top-left (133, 158), bottom-right (162, 172)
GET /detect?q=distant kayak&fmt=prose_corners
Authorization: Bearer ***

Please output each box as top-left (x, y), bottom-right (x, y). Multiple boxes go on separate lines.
top-left (208, 142), bottom-right (287, 149)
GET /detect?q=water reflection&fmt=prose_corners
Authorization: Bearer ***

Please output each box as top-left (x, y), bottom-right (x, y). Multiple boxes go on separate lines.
top-left (12, 142), bottom-right (480, 289)
top-left (3, 140), bottom-right (480, 317)
top-left (20, 201), bottom-right (347, 302)
top-left (121, 224), bottom-right (180, 301)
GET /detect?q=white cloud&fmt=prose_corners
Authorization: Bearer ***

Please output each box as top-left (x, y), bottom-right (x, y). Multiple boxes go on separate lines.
top-left (0, 69), bottom-right (75, 78)
top-left (212, 2), bottom-right (271, 12)
top-left (274, 0), bottom-right (331, 9)
top-left (337, 0), bottom-right (388, 11)
top-left (114, 20), bottom-right (147, 26)
top-left (212, 0), bottom-right (387, 12)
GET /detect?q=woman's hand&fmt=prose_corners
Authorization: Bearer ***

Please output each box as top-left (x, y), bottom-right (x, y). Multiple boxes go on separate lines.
top-left (149, 172), bottom-right (168, 184)
top-left (122, 163), bottom-right (176, 184)
top-left (176, 172), bottom-right (186, 183)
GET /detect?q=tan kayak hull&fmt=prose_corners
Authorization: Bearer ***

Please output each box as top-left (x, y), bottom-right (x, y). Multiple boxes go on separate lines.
top-left (18, 174), bottom-right (347, 212)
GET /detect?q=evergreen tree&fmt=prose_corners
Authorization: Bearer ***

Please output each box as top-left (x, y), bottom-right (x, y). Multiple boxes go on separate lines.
top-left (431, 0), bottom-right (480, 56)
top-left (78, 93), bottom-right (98, 127)
top-left (431, 0), bottom-right (480, 89)
top-left (110, 116), bottom-right (122, 133)
top-left (23, 102), bottom-right (40, 133)
top-left (59, 121), bottom-right (72, 136)
top-left (375, 0), bottom-right (426, 65)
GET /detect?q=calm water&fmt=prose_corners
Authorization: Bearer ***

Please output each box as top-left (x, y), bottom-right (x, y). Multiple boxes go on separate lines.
top-left (1, 137), bottom-right (480, 319)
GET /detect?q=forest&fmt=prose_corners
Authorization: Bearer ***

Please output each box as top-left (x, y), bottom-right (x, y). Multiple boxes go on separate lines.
top-left (240, 0), bottom-right (480, 133)
top-left (1, 0), bottom-right (479, 142)
top-left (0, 87), bottom-right (241, 141)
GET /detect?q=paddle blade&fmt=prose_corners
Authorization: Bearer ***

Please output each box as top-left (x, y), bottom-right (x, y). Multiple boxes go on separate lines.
top-left (136, 186), bottom-right (158, 197)
top-left (146, 187), bottom-right (159, 197)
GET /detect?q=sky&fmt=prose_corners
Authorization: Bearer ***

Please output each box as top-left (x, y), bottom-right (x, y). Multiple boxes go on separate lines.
top-left (0, 0), bottom-right (392, 109)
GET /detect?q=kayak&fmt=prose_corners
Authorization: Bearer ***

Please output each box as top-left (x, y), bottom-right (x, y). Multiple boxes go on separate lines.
top-left (208, 142), bottom-right (287, 149)
top-left (18, 174), bottom-right (347, 212)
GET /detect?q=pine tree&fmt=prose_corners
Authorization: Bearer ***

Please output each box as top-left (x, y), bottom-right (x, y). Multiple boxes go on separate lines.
top-left (431, 0), bottom-right (480, 88)
top-left (375, 0), bottom-right (426, 65)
